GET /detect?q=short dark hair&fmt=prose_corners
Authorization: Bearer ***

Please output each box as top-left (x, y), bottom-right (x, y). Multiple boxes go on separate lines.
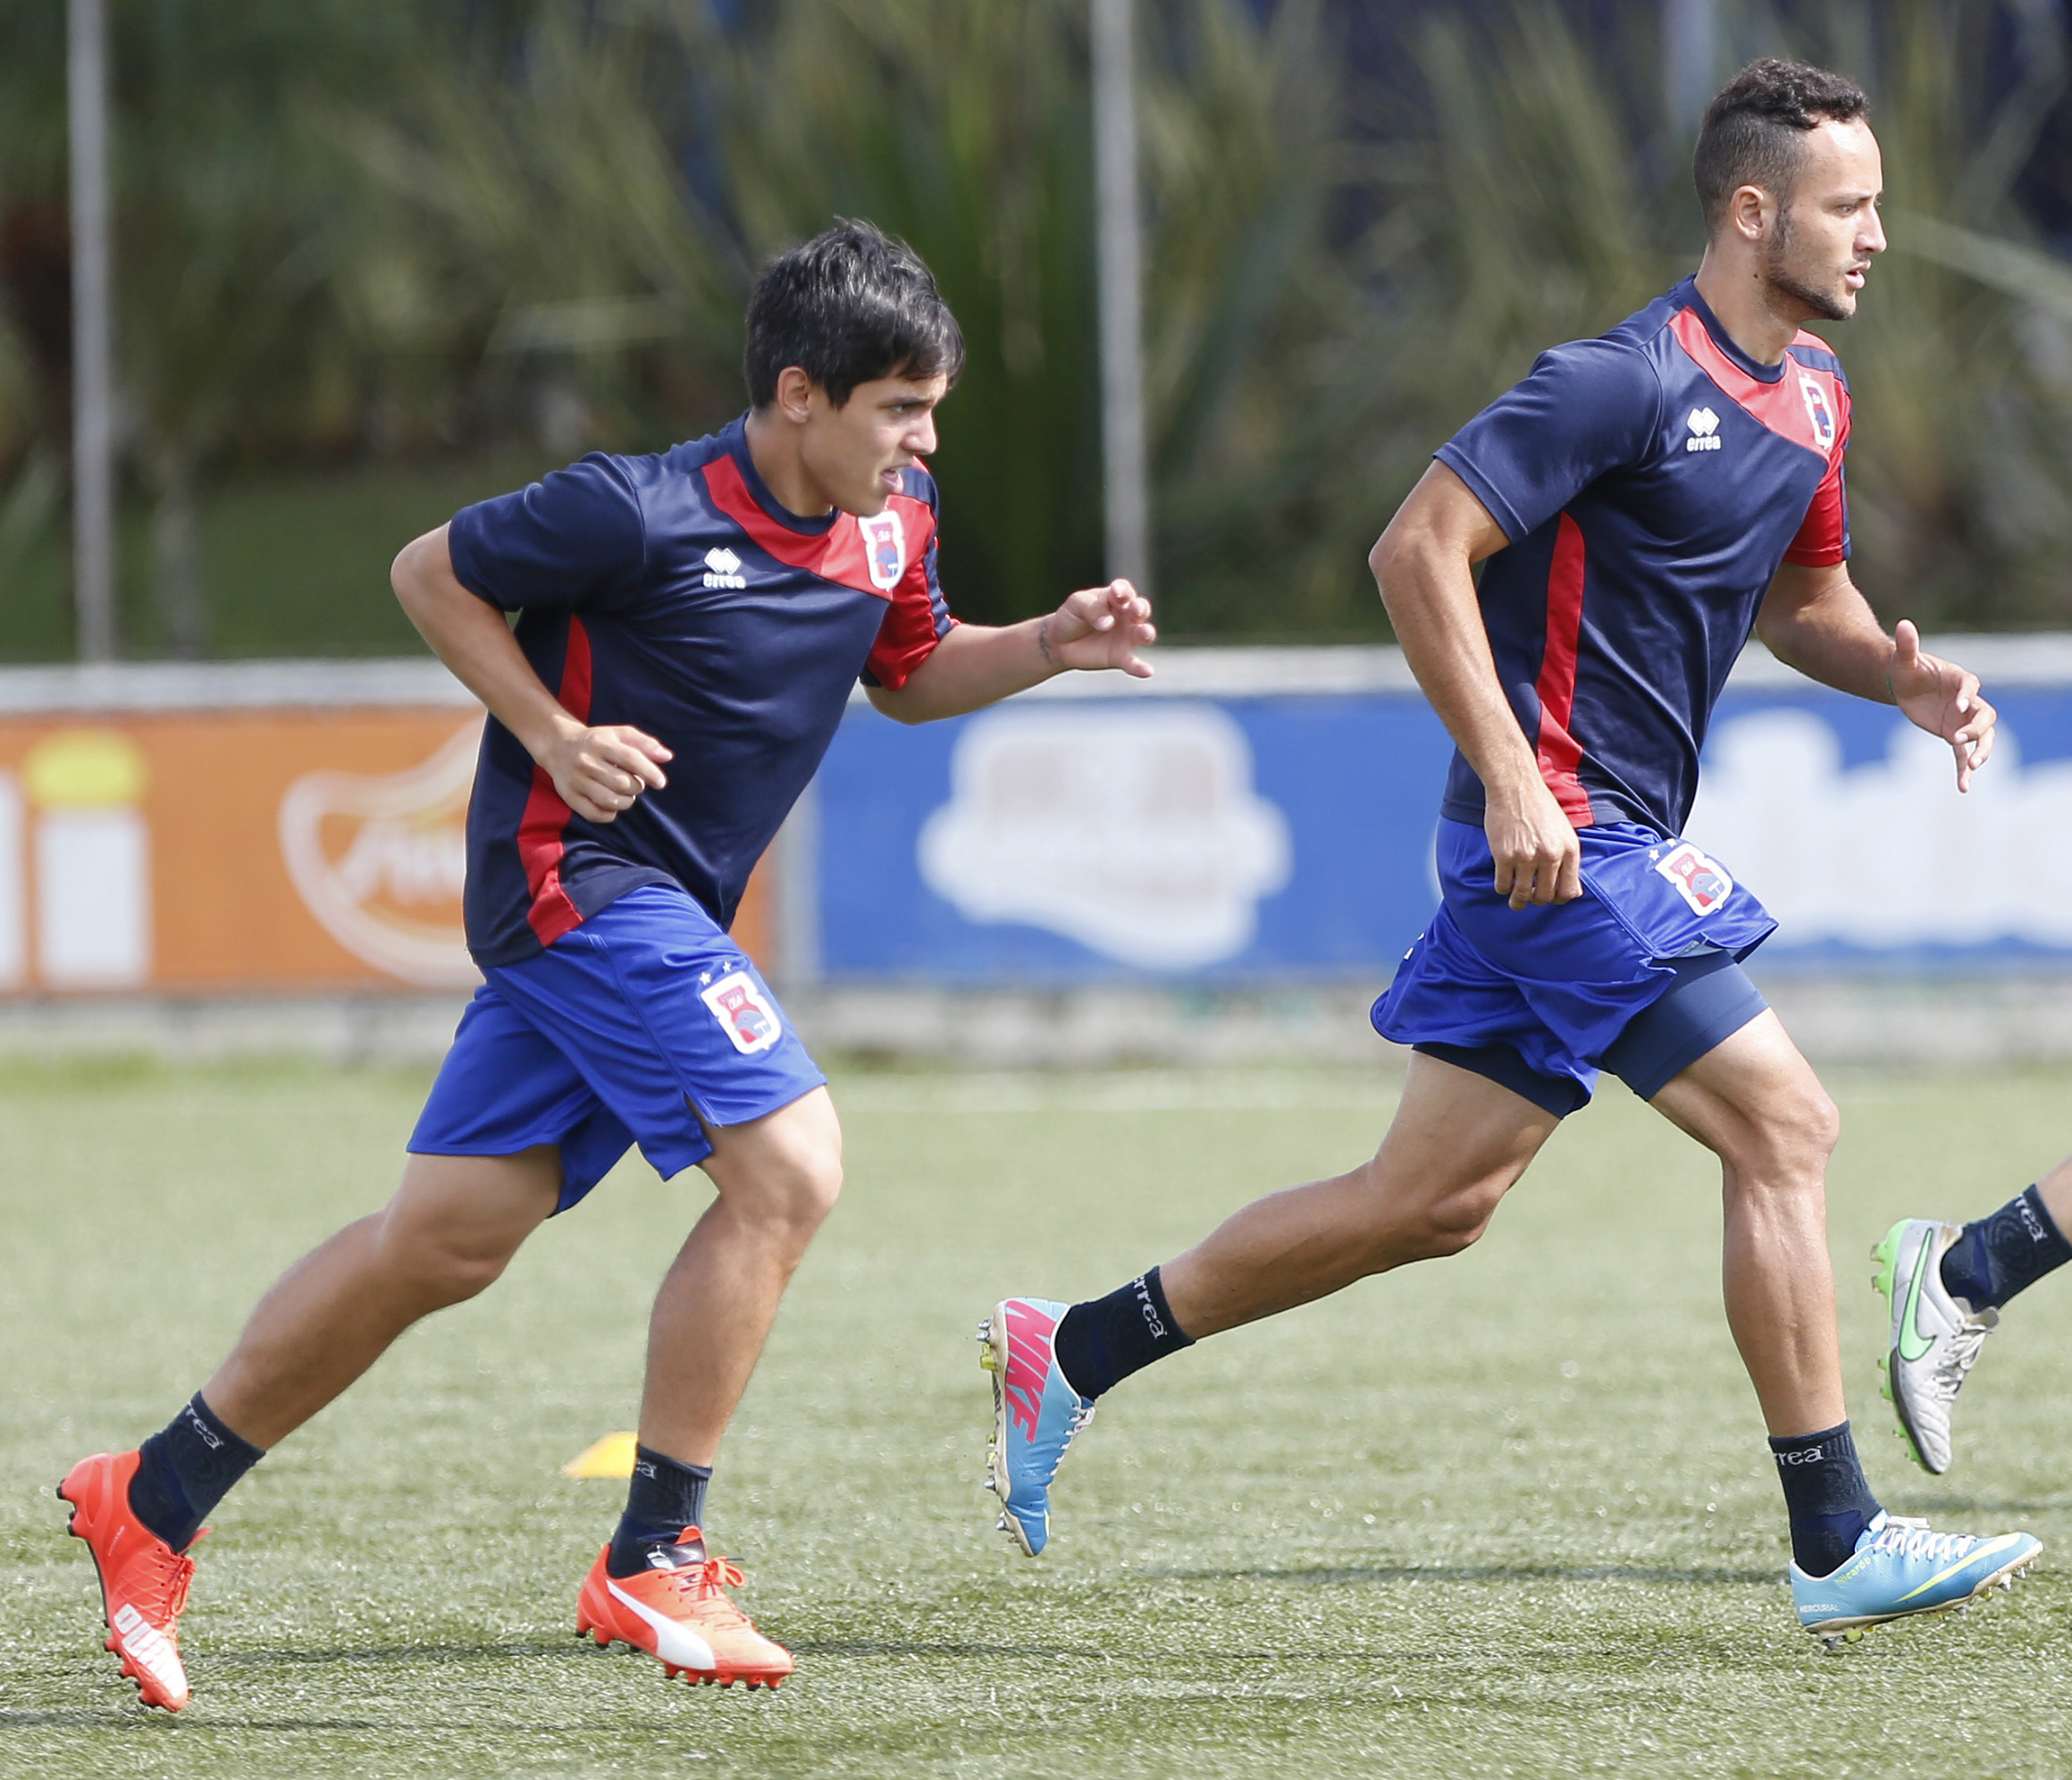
top-left (743, 220), bottom-right (964, 409)
top-left (1693, 58), bottom-right (1870, 231)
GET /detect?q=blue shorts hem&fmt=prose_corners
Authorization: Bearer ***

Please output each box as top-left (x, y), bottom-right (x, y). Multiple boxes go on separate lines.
top-left (1412, 1041), bottom-right (1590, 1118)
top-left (1602, 952), bottom-right (1770, 1100)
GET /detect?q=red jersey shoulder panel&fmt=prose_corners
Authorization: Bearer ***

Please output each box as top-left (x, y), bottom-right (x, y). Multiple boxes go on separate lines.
top-left (1667, 306), bottom-right (1844, 466)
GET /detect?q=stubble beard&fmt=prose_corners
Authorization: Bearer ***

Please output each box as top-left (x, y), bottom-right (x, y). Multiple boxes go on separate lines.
top-left (1764, 206), bottom-right (1855, 323)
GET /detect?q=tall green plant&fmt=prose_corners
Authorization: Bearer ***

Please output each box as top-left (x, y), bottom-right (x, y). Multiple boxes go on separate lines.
top-left (0, 0), bottom-right (427, 653)
top-left (1366, 0), bottom-right (2072, 631)
top-left (353, 0), bottom-right (1400, 632)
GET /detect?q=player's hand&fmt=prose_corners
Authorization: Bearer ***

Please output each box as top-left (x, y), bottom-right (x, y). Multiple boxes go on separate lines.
top-left (1890, 619), bottom-right (1996, 793)
top-left (538, 722), bottom-right (672, 823)
top-left (1041, 580), bottom-right (1156, 678)
top-left (1486, 776), bottom-right (1582, 911)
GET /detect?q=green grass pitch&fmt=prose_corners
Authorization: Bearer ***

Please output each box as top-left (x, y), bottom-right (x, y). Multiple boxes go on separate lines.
top-left (4, 1057), bottom-right (2072, 1777)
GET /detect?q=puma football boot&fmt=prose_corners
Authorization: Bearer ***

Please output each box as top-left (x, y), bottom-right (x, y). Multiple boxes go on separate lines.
top-left (57, 1449), bottom-right (199, 1711)
top-left (979, 1297), bottom-right (1095, 1557)
top-left (1791, 1511), bottom-right (2040, 1650)
top-left (575, 1528), bottom-right (792, 1688)
top-left (1873, 1218), bottom-right (1999, 1474)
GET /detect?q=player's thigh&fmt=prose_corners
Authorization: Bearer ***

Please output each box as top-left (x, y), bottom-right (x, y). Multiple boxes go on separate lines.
top-left (1647, 1010), bottom-right (1839, 1178)
top-left (1365, 1048), bottom-right (1563, 1227)
top-left (698, 1084), bottom-right (843, 1228)
top-left (376, 1146), bottom-right (565, 1288)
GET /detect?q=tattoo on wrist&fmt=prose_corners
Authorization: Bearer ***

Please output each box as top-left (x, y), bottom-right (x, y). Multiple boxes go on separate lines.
top-left (1037, 617), bottom-right (1053, 668)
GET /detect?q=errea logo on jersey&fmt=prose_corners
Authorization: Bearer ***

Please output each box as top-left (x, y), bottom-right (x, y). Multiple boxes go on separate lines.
top-left (703, 547), bottom-right (747, 590)
top-left (1685, 407), bottom-right (1723, 452)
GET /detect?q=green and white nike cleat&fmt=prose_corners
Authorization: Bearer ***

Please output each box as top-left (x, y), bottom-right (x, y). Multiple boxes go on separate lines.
top-left (1873, 1218), bottom-right (1998, 1474)
top-left (1791, 1512), bottom-right (2040, 1651)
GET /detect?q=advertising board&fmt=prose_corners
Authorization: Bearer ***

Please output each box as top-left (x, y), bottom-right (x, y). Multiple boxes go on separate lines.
top-left (809, 639), bottom-right (2072, 985)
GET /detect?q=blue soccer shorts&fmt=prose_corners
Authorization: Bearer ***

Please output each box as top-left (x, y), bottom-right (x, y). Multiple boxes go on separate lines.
top-left (409, 883), bottom-right (826, 1213)
top-left (1372, 819), bottom-right (1778, 1116)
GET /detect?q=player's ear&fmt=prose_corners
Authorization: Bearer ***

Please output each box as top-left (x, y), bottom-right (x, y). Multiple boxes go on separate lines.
top-left (774, 365), bottom-right (816, 425)
top-left (1728, 183), bottom-right (1773, 244)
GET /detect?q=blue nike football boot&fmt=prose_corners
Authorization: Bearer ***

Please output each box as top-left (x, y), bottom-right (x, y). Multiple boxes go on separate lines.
top-left (1791, 1511), bottom-right (2042, 1650)
top-left (978, 1297), bottom-right (1095, 1557)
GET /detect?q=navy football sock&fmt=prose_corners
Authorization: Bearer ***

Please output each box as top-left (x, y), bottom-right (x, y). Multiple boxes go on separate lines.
top-left (1940, 1185), bottom-right (2072, 1311)
top-left (1052, 1267), bottom-right (1194, 1400)
top-left (127, 1393), bottom-right (265, 1553)
top-left (1769, 1421), bottom-right (1880, 1578)
top-left (606, 1446), bottom-right (713, 1578)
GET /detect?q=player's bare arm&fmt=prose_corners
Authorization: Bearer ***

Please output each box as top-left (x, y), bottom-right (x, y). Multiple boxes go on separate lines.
top-left (1371, 461), bottom-right (1582, 910)
top-left (1757, 560), bottom-right (1996, 789)
top-left (391, 525), bottom-right (671, 823)
top-left (864, 579), bottom-right (1155, 725)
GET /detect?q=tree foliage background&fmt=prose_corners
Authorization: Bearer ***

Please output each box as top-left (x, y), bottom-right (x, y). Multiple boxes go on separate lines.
top-left (4, 0), bottom-right (2072, 655)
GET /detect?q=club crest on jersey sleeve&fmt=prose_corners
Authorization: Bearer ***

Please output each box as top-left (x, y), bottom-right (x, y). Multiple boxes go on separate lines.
top-left (1799, 374), bottom-right (1837, 454)
top-left (859, 511), bottom-right (907, 592)
top-left (699, 970), bottom-right (782, 1054)
top-left (1654, 841), bottom-right (1734, 914)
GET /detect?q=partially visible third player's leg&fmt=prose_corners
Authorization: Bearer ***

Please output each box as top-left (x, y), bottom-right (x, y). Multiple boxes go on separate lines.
top-left (1875, 1152), bottom-right (2072, 1474)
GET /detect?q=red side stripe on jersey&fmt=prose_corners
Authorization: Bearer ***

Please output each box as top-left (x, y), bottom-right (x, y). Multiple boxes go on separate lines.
top-left (516, 616), bottom-right (592, 947)
top-left (1667, 308), bottom-right (1843, 464)
top-left (1533, 513), bottom-right (1593, 827)
top-left (700, 454), bottom-right (937, 600)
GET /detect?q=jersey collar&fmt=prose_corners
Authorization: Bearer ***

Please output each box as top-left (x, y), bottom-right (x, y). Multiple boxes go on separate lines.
top-left (721, 413), bottom-right (840, 537)
top-left (1673, 275), bottom-right (1787, 385)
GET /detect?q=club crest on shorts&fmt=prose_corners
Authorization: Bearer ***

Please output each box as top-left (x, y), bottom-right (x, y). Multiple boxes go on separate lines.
top-left (1655, 841), bottom-right (1734, 915)
top-left (700, 970), bottom-right (781, 1055)
top-left (859, 510), bottom-right (906, 592)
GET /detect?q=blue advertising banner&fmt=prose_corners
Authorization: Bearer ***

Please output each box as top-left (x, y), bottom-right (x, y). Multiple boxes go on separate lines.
top-left (810, 642), bottom-right (2072, 984)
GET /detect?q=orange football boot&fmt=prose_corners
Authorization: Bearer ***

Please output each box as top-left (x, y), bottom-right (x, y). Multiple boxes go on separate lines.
top-left (56, 1450), bottom-right (200, 1712)
top-left (575, 1529), bottom-right (792, 1689)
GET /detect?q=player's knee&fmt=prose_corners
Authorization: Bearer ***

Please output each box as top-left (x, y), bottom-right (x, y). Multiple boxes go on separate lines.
top-left (1373, 1169), bottom-right (1506, 1264)
top-left (1734, 1080), bottom-right (1841, 1182)
top-left (1407, 1190), bottom-right (1502, 1259)
top-left (404, 1234), bottom-right (516, 1307)
top-left (373, 1212), bottom-right (521, 1309)
top-left (737, 1145), bottom-right (843, 1238)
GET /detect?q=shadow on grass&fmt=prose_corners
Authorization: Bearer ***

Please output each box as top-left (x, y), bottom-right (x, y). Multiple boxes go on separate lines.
top-left (1, 1710), bottom-right (382, 1731)
top-left (789, 1639), bottom-right (1110, 1659)
top-left (207, 1639), bottom-right (579, 1668)
top-left (1138, 1562), bottom-right (1779, 1587)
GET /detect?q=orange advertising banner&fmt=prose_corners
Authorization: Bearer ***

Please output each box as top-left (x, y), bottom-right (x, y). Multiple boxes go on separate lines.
top-left (0, 685), bottom-right (771, 995)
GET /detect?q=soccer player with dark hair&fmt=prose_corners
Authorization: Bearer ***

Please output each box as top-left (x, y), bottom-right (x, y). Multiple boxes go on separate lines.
top-left (981, 60), bottom-right (2043, 1648)
top-left (57, 219), bottom-right (1155, 1710)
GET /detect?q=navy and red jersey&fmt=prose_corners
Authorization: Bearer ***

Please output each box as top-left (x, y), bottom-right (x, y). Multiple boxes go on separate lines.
top-left (1434, 273), bottom-right (1850, 837)
top-left (447, 415), bottom-right (954, 967)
